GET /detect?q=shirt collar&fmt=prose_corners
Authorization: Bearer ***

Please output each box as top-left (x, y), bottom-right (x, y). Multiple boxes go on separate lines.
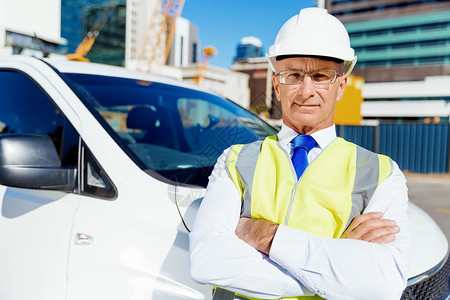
top-left (277, 123), bottom-right (337, 151)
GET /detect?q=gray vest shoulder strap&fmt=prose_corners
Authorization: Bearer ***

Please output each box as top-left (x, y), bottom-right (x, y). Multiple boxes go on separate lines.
top-left (346, 145), bottom-right (393, 229)
top-left (234, 139), bottom-right (264, 217)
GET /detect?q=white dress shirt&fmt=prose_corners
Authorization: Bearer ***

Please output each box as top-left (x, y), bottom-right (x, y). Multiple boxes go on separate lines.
top-left (189, 124), bottom-right (410, 300)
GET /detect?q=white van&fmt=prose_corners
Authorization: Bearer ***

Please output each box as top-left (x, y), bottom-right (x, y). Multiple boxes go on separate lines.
top-left (0, 55), bottom-right (448, 299)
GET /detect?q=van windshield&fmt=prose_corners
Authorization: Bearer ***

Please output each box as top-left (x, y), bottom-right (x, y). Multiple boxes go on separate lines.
top-left (62, 73), bottom-right (277, 187)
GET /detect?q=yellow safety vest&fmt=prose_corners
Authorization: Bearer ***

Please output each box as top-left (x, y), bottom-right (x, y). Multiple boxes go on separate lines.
top-left (225, 135), bottom-right (392, 300)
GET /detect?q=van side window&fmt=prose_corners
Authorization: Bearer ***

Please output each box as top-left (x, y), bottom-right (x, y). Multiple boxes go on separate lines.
top-left (0, 70), bottom-right (79, 184)
top-left (0, 71), bottom-right (65, 149)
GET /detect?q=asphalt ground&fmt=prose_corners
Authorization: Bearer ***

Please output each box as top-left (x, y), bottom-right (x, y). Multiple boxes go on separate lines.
top-left (405, 172), bottom-right (450, 244)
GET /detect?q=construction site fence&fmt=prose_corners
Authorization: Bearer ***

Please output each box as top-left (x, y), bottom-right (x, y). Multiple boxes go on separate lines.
top-left (336, 123), bottom-right (450, 174)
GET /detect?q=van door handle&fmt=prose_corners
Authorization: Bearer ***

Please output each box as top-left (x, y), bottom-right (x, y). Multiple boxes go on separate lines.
top-left (75, 233), bottom-right (94, 245)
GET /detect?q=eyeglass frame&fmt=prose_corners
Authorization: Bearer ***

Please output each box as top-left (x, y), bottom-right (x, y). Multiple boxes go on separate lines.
top-left (274, 69), bottom-right (343, 86)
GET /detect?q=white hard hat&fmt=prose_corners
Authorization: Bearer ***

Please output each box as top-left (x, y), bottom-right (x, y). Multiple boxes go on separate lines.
top-left (267, 7), bottom-right (357, 75)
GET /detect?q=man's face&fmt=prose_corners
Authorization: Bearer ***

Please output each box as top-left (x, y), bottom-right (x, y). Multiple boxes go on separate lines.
top-left (273, 56), bottom-right (347, 135)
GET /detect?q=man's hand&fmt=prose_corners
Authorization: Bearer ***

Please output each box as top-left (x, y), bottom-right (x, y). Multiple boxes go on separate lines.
top-left (235, 218), bottom-right (278, 255)
top-left (340, 212), bottom-right (400, 244)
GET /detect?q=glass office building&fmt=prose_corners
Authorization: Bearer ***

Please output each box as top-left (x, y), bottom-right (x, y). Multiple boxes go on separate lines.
top-left (61, 0), bottom-right (126, 66)
top-left (326, 0), bottom-right (450, 123)
top-left (61, 0), bottom-right (84, 54)
top-left (233, 37), bottom-right (264, 63)
top-left (326, 0), bottom-right (450, 82)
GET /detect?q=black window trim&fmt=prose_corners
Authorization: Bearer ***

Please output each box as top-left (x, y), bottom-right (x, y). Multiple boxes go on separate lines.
top-left (79, 140), bottom-right (118, 200)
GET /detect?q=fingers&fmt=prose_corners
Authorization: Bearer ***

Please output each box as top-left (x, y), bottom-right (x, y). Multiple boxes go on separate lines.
top-left (341, 212), bottom-right (400, 244)
top-left (345, 212), bottom-right (383, 233)
top-left (361, 226), bottom-right (400, 244)
top-left (351, 218), bottom-right (397, 240)
top-left (359, 222), bottom-right (400, 243)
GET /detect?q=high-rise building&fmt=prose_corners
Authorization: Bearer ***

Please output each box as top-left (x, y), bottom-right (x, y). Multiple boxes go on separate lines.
top-left (125, 0), bottom-right (163, 71)
top-left (233, 36), bottom-right (264, 63)
top-left (166, 17), bottom-right (199, 67)
top-left (61, 0), bottom-right (126, 66)
top-left (61, 0), bottom-right (84, 54)
top-left (326, 0), bottom-right (450, 82)
top-left (326, 0), bottom-right (450, 123)
top-left (85, 2), bottom-right (126, 66)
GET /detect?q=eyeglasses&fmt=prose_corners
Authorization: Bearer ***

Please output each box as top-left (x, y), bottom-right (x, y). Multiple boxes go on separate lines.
top-left (275, 69), bottom-right (342, 85)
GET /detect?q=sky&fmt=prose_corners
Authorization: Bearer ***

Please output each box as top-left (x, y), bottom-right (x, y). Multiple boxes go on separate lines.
top-left (181, 0), bottom-right (317, 69)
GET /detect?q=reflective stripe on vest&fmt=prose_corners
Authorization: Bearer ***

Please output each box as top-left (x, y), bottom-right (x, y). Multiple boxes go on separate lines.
top-left (225, 136), bottom-right (392, 300)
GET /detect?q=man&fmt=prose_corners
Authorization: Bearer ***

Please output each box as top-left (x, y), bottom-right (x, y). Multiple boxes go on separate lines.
top-left (189, 7), bottom-right (409, 300)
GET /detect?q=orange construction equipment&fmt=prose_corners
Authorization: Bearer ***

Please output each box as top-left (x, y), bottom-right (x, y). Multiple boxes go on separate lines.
top-left (334, 74), bottom-right (364, 125)
top-left (193, 46), bottom-right (217, 86)
top-left (66, 2), bottom-right (119, 62)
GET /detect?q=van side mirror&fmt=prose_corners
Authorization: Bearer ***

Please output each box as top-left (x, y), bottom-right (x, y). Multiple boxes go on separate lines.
top-left (0, 134), bottom-right (76, 191)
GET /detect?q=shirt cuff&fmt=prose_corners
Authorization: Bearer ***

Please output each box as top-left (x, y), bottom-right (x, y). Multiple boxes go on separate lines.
top-left (269, 225), bottom-right (316, 293)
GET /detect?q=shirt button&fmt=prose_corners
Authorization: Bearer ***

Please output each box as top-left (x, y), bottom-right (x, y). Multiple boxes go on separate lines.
top-left (317, 289), bottom-right (326, 297)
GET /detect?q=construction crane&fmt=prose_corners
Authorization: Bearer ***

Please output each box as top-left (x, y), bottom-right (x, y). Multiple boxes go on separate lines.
top-left (137, 0), bottom-right (185, 73)
top-left (66, 2), bottom-right (119, 62)
top-left (193, 46), bottom-right (217, 86)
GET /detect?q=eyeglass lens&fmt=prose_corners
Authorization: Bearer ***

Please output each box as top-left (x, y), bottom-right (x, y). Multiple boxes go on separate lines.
top-left (279, 70), bottom-right (338, 85)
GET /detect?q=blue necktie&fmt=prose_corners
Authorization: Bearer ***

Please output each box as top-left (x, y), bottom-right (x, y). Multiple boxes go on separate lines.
top-left (291, 135), bottom-right (317, 180)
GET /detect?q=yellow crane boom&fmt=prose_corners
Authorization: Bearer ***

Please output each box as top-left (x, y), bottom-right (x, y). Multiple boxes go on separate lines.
top-left (137, 0), bottom-right (185, 73)
top-left (66, 2), bottom-right (119, 62)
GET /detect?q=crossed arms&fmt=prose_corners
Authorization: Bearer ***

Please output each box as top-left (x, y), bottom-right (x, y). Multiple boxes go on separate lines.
top-left (189, 149), bottom-right (410, 299)
top-left (235, 211), bottom-right (400, 256)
